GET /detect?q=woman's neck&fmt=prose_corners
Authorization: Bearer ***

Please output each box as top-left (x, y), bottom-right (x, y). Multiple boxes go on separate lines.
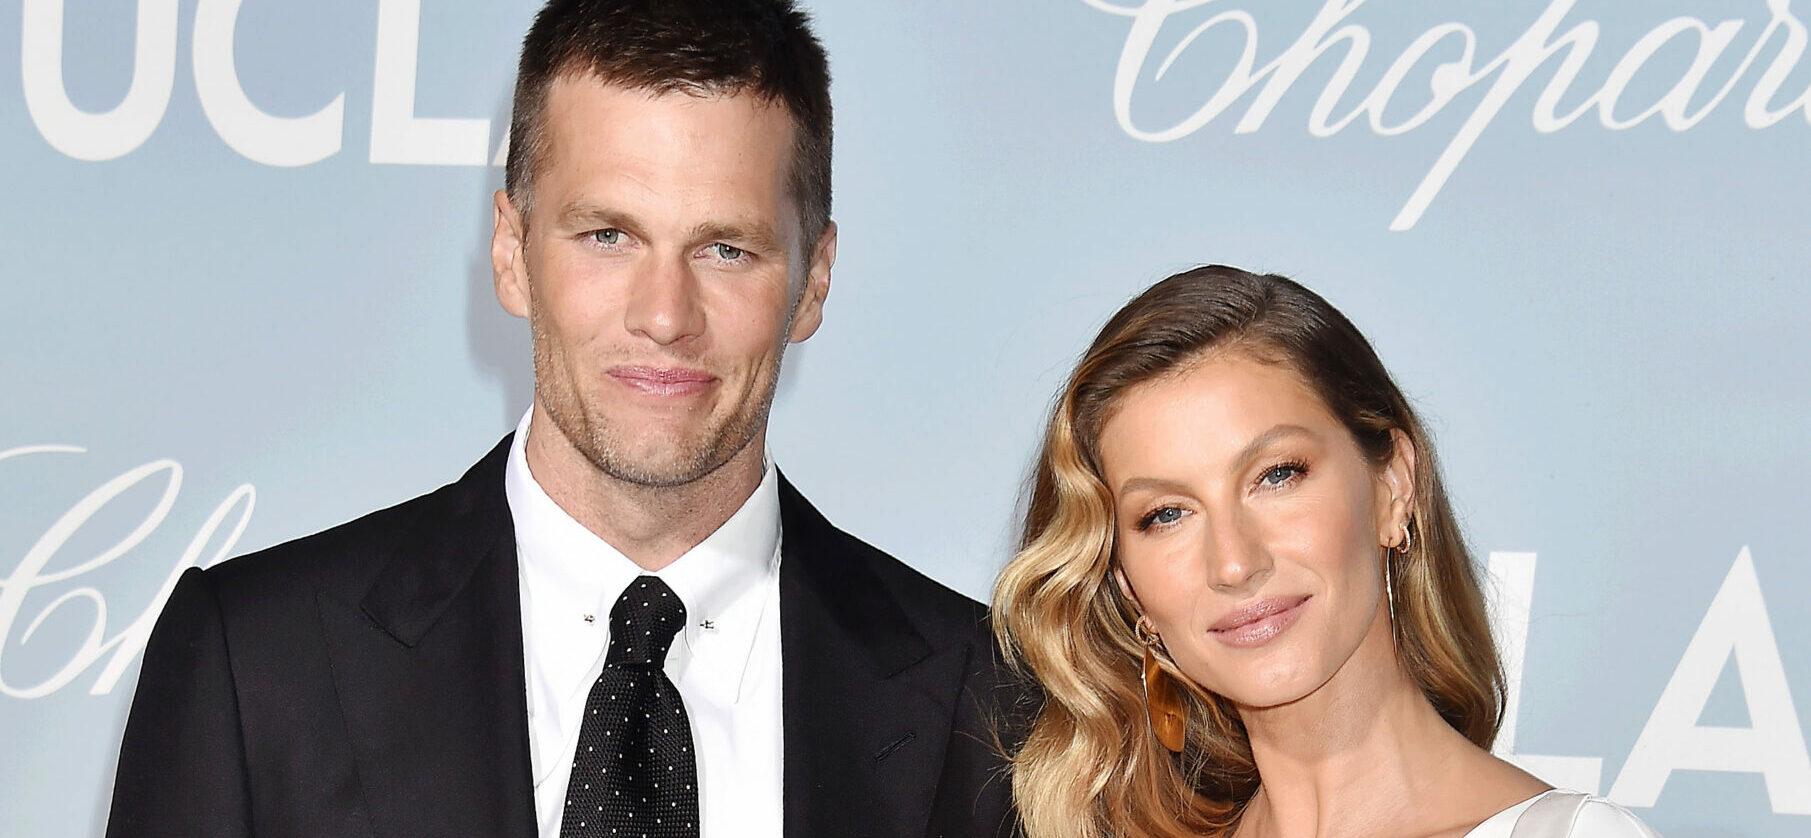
top-left (1233, 616), bottom-right (1471, 837)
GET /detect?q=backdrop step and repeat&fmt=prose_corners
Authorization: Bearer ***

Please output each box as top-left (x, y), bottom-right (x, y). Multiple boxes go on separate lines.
top-left (4, 1), bottom-right (1810, 835)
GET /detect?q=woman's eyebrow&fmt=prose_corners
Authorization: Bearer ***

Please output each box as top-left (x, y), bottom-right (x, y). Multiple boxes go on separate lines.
top-left (1230, 424), bottom-right (1315, 471)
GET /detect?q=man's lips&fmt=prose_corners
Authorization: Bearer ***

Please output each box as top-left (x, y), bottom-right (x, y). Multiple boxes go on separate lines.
top-left (1208, 595), bottom-right (1311, 648)
top-left (606, 365), bottom-right (718, 397)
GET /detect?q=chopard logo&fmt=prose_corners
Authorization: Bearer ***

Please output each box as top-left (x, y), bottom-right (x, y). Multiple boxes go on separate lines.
top-left (0, 445), bottom-right (254, 699)
top-left (1085, 0), bottom-right (1811, 230)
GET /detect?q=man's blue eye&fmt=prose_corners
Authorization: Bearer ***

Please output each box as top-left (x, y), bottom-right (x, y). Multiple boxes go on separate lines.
top-left (713, 243), bottom-right (745, 260)
top-left (592, 229), bottom-right (622, 245)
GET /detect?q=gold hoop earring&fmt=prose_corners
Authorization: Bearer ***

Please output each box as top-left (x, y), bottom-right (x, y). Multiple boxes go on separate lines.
top-left (1385, 520), bottom-right (1411, 638)
top-left (1136, 615), bottom-right (1188, 753)
top-left (1383, 551), bottom-right (1398, 635)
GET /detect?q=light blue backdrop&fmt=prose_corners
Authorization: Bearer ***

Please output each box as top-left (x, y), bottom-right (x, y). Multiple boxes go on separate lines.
top-left (4, 1), bottom-right (1809, 834)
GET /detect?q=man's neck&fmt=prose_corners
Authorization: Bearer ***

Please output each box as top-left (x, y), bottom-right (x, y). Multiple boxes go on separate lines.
top-left (521, 407), bottom-right (768, 572)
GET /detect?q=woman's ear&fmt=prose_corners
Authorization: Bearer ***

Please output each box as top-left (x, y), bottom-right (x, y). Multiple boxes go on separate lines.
top-left (1377, 428), bottom-right (1418, 548)
top-left (1113, 564), bottom-right (1142, 613)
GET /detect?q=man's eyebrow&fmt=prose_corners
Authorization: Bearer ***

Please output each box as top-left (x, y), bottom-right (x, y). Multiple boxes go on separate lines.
top-left (555, 202), bottom-right (639, 232)
top-left (689, 221), bottom-right (782, 253)
top-left (548, 205), bottom-right (782, 252)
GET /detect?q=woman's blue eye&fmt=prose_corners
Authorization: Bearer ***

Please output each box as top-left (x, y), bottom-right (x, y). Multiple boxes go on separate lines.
top-left (1137, 506), bottom-right (1185, 530)
top-left (1259, 463), bottom-right (1306, 487)
top-left (592, 228), bottom-right (623, 246)
top-left (712, 243), bottom-right (745, 261)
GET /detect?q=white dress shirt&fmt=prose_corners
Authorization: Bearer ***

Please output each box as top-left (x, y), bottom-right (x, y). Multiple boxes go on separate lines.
top-left (505, 410), bottom-right (784, 838)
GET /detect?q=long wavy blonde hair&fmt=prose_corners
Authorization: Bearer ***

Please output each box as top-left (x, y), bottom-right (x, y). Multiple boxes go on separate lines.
top-left (993, 266), bottom-right (1504, 837)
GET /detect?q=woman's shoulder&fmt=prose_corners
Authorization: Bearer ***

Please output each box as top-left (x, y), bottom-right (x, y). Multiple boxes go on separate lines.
top-left (1466, 790), bottom-right (1661, 837)
top-left (1562, 793), bottom-right (1661, 836)
top-left (1566, 795), bottom-right (1661, 837)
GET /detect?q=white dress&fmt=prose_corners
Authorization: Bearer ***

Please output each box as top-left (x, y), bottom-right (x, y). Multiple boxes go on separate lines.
top-left (1465, 790), bottom-right (1661, 837)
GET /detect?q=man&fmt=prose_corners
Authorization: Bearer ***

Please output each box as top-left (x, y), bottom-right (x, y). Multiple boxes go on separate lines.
top-left (106, 1), bottom-right (1021, 836)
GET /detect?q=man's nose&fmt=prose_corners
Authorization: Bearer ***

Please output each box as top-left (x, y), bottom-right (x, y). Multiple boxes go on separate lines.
top-left (623, 252), bottom-right (706, 346)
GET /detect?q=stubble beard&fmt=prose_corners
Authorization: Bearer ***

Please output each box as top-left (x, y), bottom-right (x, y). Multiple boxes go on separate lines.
top-left (527, 305), bottom-right (791, 490)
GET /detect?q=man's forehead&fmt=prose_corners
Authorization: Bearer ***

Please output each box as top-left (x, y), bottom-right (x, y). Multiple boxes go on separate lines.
top-left (543, 73), bottom-right (790, 126)
top-left (537, 77), bottom-right (794, 178)
top-left (531, 75), bottom-right (804, 235)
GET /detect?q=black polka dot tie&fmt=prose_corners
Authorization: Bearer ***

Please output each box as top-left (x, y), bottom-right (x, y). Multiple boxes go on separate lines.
top-left (561, 576), bottom-right (700, 838)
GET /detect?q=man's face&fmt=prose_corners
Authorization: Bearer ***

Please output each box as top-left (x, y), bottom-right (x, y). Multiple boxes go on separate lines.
top-left (492, 77), bottom-right (834, 487)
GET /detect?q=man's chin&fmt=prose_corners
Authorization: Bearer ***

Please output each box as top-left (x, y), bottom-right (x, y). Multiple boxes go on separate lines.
top-left (598, 457), bottom-right (716, 488)
top-left (558, 401), bottom-right (763, 488)
top-left (587, 433), bottom-right (735, 488)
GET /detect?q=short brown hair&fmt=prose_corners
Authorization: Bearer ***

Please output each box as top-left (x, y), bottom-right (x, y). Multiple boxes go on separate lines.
top-left (505, 0), bottom-right (833, 241)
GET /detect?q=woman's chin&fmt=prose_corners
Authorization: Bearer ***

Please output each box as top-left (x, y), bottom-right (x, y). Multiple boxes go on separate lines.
top-left (1193, 657), bottom-right (1325, 711)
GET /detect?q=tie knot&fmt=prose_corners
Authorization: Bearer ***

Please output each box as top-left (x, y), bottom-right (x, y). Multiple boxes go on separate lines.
top-left (604, 576), bottom-right (686, 667)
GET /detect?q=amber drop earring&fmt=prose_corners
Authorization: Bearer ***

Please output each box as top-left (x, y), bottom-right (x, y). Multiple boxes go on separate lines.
top-left (1137, 615), bottom-right (1188, 753)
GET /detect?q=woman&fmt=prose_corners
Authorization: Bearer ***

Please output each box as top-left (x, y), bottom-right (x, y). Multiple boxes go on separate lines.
top-left (993, 267), bottom-right (1657, 837)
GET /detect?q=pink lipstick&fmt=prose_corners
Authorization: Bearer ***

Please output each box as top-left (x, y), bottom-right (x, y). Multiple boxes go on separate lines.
top-left (1208, 595), bottom-right (1310, 648)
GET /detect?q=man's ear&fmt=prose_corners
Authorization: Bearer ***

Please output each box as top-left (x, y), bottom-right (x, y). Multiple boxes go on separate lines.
top-left (1377, 428), bottom-right (1418, 548)
top-left (787, 220), bottom-right (836, 343)
top-left (492, 189), bottom-right (531, 319)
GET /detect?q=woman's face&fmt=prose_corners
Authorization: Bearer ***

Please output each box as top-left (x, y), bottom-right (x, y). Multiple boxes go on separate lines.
top-left (1099, 351), bottom-right (1413, 709)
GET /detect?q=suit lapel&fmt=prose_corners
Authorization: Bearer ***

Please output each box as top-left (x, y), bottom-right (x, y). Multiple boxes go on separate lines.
top-left (778, 476), bottom-right (973, 838)
top-left (316, 437), bottom-right (538, 838)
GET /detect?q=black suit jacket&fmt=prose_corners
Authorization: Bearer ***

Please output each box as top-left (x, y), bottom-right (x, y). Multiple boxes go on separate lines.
top-left (107, 437), bottom-right (1021, 837)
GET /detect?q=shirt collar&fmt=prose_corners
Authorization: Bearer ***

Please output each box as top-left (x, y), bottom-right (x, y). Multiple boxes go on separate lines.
top-left (656, 455), bottom-right (781, 653)
top-left (504, 407), bottom-right (780, 671)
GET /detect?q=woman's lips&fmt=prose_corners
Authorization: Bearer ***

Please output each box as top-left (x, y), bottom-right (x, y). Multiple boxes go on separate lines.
top-left (1208, 595), bottom-right (1311, 648)
top-left (607, 365), bottom-right (718, 397)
